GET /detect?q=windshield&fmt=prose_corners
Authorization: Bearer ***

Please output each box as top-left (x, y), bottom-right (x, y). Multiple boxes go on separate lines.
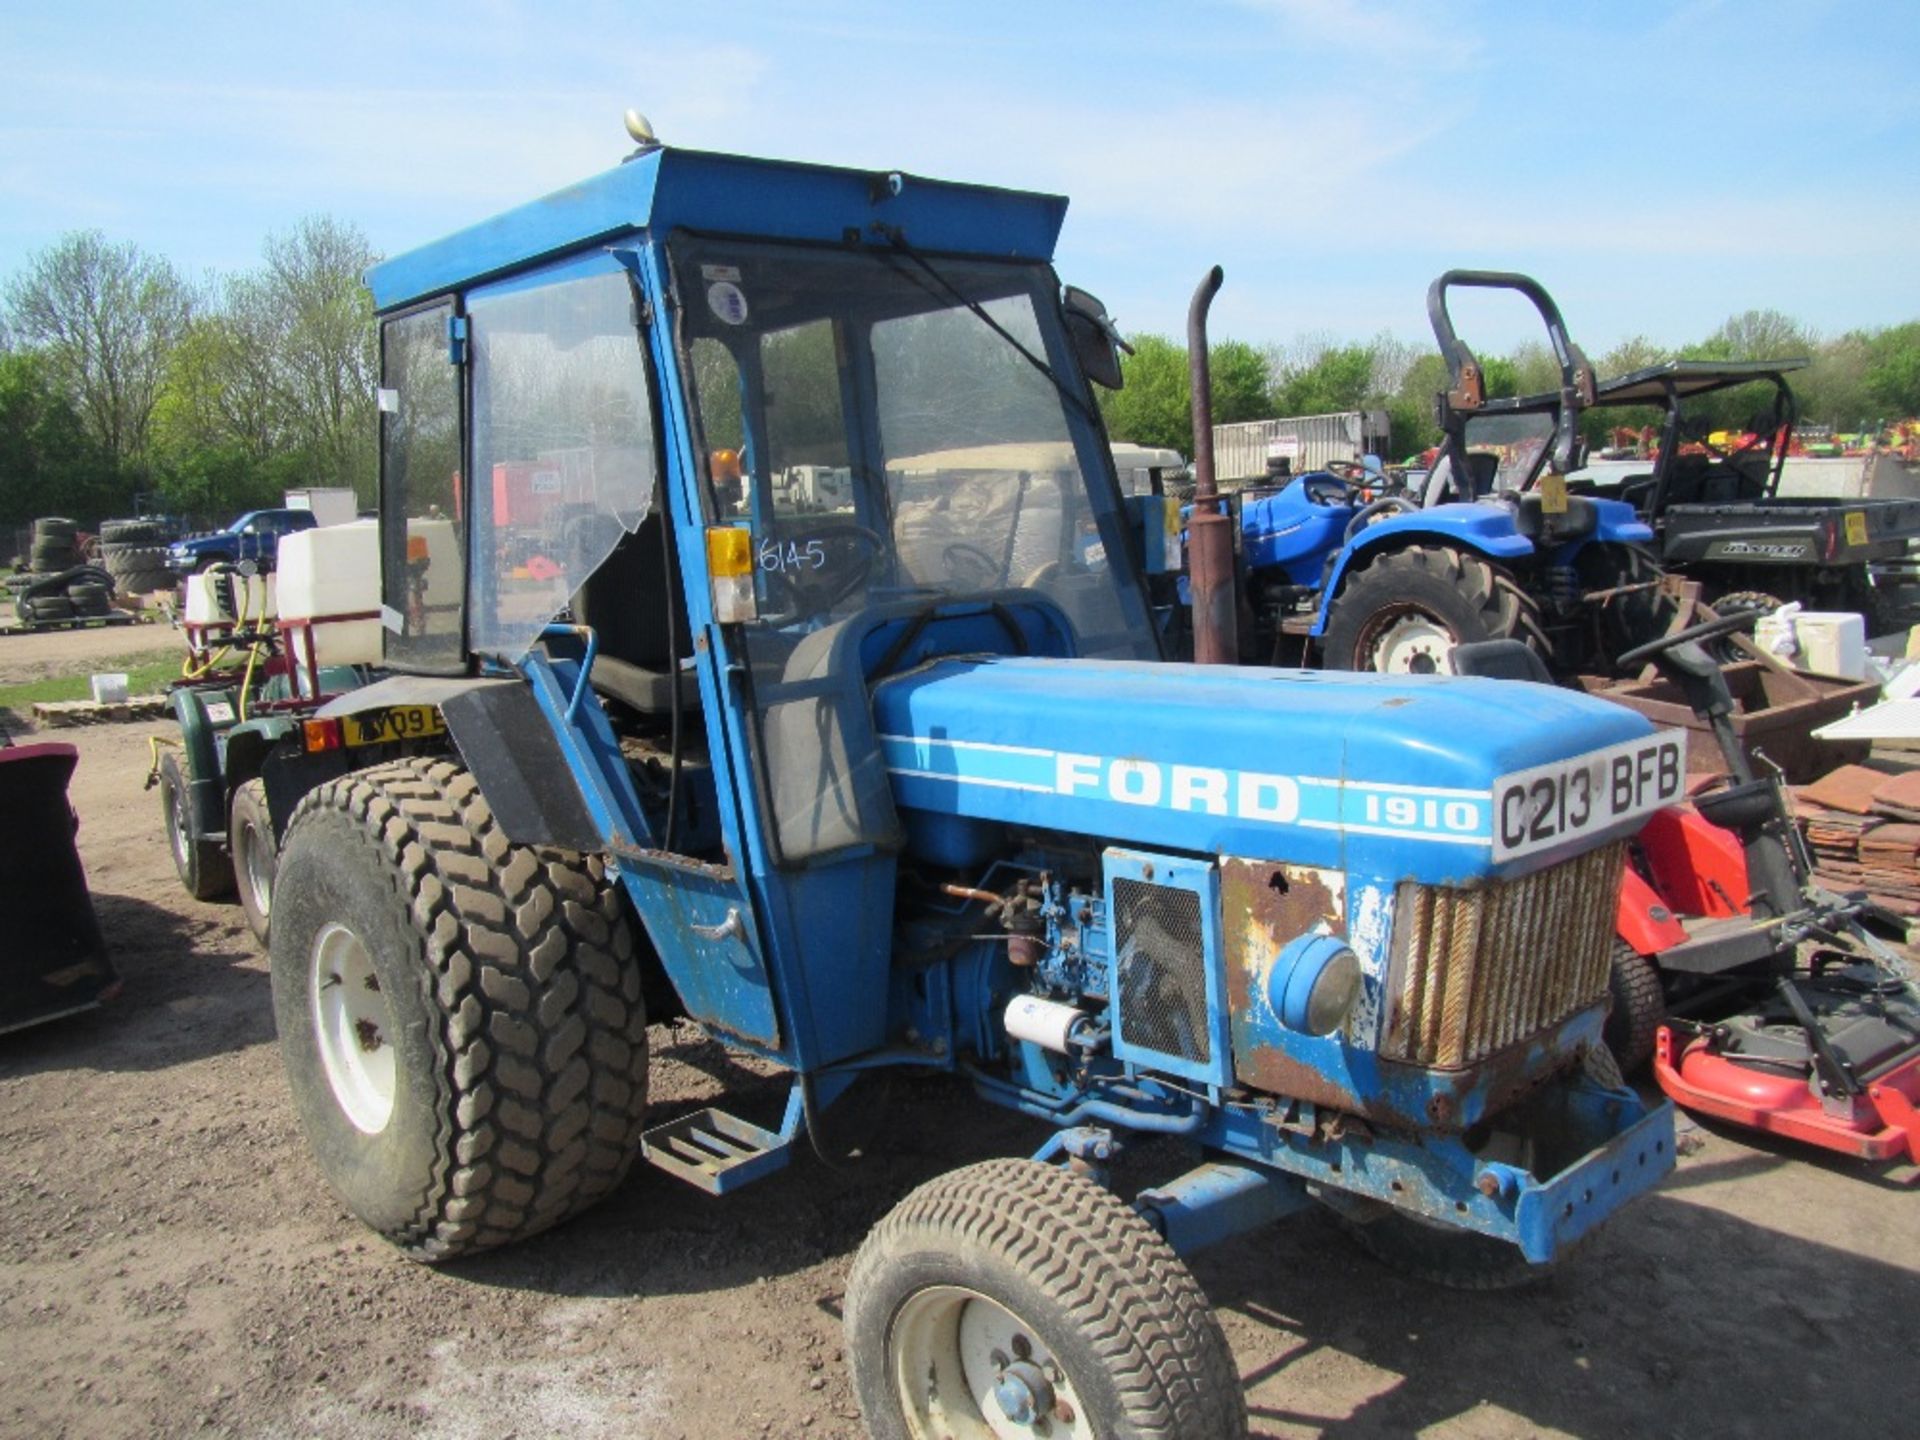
top-left (671, 236), bottom-right (1154, 662)
top-left (1461, 410), bottom-right (1555, 492)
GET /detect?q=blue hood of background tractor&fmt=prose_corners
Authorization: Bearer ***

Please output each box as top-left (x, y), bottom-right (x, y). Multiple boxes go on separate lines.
top-left (872, 657), bottom-right (1665, 886)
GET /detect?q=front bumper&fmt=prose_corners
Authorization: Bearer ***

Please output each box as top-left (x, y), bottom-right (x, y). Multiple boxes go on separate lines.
top-left (1242, 1065), bottom-right (1676, 1266)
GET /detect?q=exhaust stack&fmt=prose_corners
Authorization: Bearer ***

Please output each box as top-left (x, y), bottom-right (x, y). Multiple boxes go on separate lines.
top-left (1186, 266), bottom-right (1236, 665)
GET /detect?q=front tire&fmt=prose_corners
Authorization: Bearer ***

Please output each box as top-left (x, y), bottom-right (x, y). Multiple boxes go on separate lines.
top-left (230, 777), bottom-right (276, 946)
top-left (846, 1159), bottom-right (1245, 1440)
top-left (269, 756), bottom-right (650, 1260)
top-left (159, 750), bottom-right (234, 900)
top-left (1323, 545), bottom-right (1548, 675)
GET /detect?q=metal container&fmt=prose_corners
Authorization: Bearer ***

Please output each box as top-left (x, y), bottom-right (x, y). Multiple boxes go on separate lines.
top-left (1213, 410), bottom-right (1391, 484)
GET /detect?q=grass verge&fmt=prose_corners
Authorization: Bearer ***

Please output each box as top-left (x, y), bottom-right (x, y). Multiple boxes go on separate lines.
top-left (0, 656), bottom-right (181, 713)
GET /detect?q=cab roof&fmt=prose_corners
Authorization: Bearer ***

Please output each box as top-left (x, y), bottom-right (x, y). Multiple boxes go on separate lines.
top-left (366, 146), bottom-right (1070, 313)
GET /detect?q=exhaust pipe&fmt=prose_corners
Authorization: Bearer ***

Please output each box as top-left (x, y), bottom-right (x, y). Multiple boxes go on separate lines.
top-left (1186, 266), bottom-right (1236, 665)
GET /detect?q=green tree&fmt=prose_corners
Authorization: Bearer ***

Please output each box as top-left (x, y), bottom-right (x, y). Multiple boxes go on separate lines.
top-left (1796, 330), bottom-right (1874, 432)
top-left (1269, 344), bottom-right (1372, 417)
top-left (0, 350), bottom-right (127, 530)
top-left (1864, 321), bottom-right (1920, 418)
top-left (1098, 334), bottom-right (1271, 455)
top-left (3, 231), bottom-right (193, 470)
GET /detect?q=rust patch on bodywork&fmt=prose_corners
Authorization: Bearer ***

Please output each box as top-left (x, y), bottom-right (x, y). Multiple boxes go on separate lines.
top-left (1222, 858), bottom-right (1362, 1109)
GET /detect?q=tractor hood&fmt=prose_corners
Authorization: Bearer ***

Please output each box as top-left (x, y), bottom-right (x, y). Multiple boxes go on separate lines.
top-left (872, 657), bottom-right (1685, 886)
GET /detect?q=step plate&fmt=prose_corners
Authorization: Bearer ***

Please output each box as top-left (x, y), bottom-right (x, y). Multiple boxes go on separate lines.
top-left (640, 1107), bottom-right (791, 1195)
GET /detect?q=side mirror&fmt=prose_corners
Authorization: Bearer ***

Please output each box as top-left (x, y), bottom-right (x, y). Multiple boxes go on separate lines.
top-left (1063, 286), bottom-right (1130, 391)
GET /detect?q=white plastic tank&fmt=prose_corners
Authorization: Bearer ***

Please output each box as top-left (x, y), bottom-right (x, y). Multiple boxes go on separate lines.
top-left (405, 516), bottom-right (463, 636)
top-left (276, 519), bottom-right (382, 666)
top-left (184, 571), bottom-right (275, 627)
top-left (1755, 606), bottom-right (1868, 679)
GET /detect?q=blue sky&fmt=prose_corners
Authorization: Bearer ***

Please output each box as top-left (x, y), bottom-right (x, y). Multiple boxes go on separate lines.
top-left (2, 0), bottom-right (1916, 355)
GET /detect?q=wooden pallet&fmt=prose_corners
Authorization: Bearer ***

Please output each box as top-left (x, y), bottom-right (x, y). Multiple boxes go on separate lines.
top-left (30, 696), bottom-right (171, 727)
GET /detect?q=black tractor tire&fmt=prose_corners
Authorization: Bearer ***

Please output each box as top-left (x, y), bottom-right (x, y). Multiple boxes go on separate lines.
top-left (1709, 589), bottom-right (1784, 621)
top-left (1581, 542), bottom-right (1680, 672)
top-left (101, 519), bottom-right (163, 545)
top-left (230, 777), bottom-right (276, 947)
top-left (846, 1158), bottom-right (1246, 1440)
top-left (268, 756), bottom-right (650, 1261)
top-left (1322, 545), bottom-right (1549, 675)
top-left (105, 544), bottom-right (169, 578)
top-left (159, 750), bottom-right (235, 900)
top-left (120, 568), bottom-right (173, 597)
top-left (1604, 942), bottom-right (1667, 1075)
top-left (68, 582), bottom-right (112, 615)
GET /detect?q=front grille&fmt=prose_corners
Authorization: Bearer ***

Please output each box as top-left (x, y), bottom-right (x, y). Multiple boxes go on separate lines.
top-left (1112, 877), bottom-right (1210, 1065)
top-left (1379, 842), bottom-right (1623, 1069)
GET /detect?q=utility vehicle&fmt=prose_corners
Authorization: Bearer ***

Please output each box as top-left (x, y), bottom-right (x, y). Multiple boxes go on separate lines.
top-left (1566, 359), bottom-right (1920, 628)
top-left (262, 133), bottom-right (1681, 1438)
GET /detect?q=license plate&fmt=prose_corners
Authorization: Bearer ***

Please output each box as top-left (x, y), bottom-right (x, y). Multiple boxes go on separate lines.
top-left (1492, 730), bottom-right (1687, 861)
top-left (344, 705), bottom-right (447, 747)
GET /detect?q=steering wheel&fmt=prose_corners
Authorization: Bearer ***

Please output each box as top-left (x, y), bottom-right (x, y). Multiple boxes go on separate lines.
top-left (1301, 472), bottom-right (1361, 506)
top-left (1342, 495), bottom-right (1420, 542)
top-left (758, 520), bottom-right (887, 622)
top-left (1616, 610), bottom-right (1758, 671)
top-left (941, 540), bottom-right (1003, 590)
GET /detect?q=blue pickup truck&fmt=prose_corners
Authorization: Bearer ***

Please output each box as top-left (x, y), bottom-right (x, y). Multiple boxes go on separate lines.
top-left (166, 508), bottom-right (317, 576)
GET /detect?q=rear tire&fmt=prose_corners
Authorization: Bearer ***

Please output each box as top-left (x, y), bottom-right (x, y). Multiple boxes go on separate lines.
top-left (159, 751), bottom-right (234, 900)
top-left (1323, 545), bottom-right (1549, 675)
top-left (847, 1158), bottom-right (1245, 1439)
top-left (1604, 942), bottom-right (1666, 1074)
top-left (230, 778), bottom-right (276, 947)
top-left (269, 756), bottom-right (650, 1261)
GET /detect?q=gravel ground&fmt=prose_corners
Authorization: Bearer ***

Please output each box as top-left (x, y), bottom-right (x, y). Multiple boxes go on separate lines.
top-left (1, 625), bottom-right (1915, 1439)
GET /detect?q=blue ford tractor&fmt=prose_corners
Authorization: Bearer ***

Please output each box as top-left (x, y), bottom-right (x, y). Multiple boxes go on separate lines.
top-left (1240, 272), bottom-right (1668, 676)
top-left (264, 130), bottom-right (1679, 1438)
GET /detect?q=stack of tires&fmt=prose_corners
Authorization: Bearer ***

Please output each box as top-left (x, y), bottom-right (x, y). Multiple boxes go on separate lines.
top-left (28, 518), bottom-right (79, 574)
top-left (98, 518), bottom-right (175, 598)
top-left (17, 565), bottom-right (117, 625)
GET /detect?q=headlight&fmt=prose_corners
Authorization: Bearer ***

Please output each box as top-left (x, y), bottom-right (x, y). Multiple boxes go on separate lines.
top-left (1267, 934), bottom-right (1361, 1036)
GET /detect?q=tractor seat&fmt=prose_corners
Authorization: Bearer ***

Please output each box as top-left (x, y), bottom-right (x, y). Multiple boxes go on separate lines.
top-left (572, 512), bottom-right (699, 718)
top-left (590, 655), bottom-right (700, 716)
top-left (1452, 639), bottom-right (1554, 684)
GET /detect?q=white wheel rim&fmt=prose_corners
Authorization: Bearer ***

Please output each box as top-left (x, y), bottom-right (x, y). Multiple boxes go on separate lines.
top-left (167, 778), bottom-right (191, 869)
top-left (889, 1285), bottom-right (1094, 1440)
top-left (310, 921), bottom-right (397, 1135)
top-left (238, 815), bottom-right (272, 921)
top-left (1370, 612), bottom-right (1456, 674)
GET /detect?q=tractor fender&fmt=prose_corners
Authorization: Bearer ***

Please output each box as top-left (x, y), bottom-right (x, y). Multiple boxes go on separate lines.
top-left (1310, 503), bottom-right (1534, 636)
top-left (313, 674), bottom-right (605, 852)
top-left (169, 687), bottom-right (230, 842)
top-left (1549, 500), bottom-right (1655, 566)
